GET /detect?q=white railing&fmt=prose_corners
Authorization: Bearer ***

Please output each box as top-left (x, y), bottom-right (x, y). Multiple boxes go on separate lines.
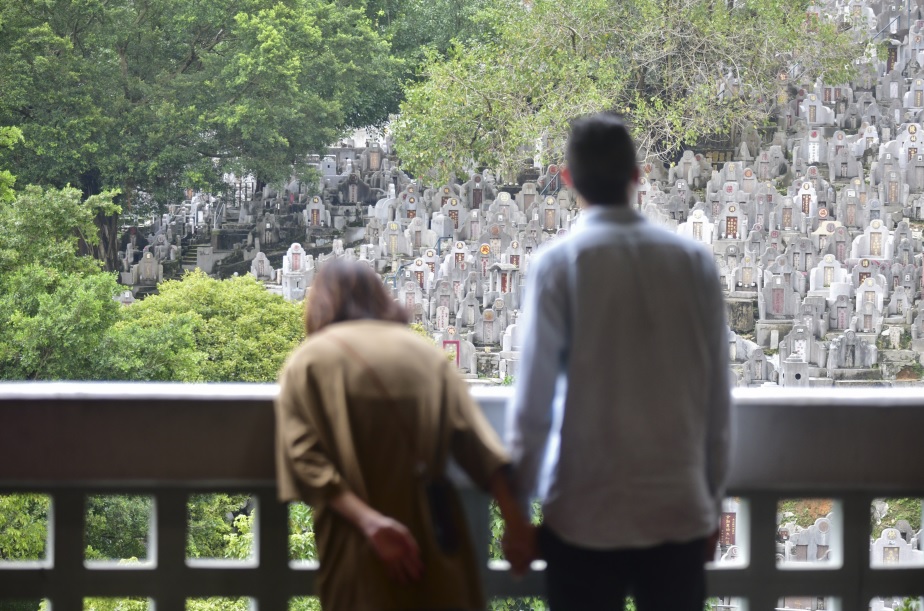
top-left (1, 384), bottom-right (924, 611)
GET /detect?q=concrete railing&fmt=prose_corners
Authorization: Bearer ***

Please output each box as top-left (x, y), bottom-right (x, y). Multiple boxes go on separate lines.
top-left (1, 384), bottom-right (924, 611)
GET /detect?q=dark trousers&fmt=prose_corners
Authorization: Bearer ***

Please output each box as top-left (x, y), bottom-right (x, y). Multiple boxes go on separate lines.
top-left (538, 525), bottom-right (707, 611)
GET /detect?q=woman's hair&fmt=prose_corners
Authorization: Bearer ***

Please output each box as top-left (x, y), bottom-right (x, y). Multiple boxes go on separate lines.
top-left (305, 260), bottom-right (408, 334)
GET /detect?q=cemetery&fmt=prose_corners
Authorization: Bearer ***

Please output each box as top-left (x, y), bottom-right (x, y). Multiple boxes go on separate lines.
top-left (117, 4), bottom-right (924, 397)
top-left (7, 0), bottom-right (924, 608)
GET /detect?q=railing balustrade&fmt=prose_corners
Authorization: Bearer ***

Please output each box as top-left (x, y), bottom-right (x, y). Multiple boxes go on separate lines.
top-left (2, 384), bottom-right (924, 611)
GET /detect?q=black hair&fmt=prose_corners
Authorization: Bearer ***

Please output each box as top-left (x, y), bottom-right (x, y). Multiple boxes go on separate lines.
top-left (565, 112), bottom-right (637, 205)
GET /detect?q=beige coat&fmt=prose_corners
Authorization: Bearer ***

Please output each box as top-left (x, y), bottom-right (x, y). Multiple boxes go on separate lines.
top-left (276, 320), bottom-right (509, 610)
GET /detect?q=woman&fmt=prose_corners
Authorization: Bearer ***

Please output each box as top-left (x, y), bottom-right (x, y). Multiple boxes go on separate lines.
top-left (275, 260), bottom-right (530, 610)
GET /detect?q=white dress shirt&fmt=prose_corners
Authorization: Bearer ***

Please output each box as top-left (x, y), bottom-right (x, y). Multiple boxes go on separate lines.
top-left (508, 204), bottom-right (732, 549)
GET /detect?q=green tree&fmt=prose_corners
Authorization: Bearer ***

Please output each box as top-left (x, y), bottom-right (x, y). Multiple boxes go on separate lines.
top-left (393, 0), bottom-right (862, 183)
top-left (0, 183), bottom-right (123, 380)
top-left (0, 0), bottom-right (401, 268)
top-left (104, 270), bottom-right (304, 382)
top-left (0, 126), bottom-right (22, 204)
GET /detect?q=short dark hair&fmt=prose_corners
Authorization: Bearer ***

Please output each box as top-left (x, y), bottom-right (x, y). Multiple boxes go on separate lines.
top-left (305, 260), bottom-right (408, 334)
top-left (565, 112), bottom-right (637, 205)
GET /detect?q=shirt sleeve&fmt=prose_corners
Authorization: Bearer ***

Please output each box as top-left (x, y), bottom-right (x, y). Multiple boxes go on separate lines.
top-left (275, 358), bottom-right (350, 505)
top-left (506, 249), bottom-right (569, 511)
top-left (700, 249), bottom-right (732, 518)
top-left (444, 360), bottom-right (511, 490)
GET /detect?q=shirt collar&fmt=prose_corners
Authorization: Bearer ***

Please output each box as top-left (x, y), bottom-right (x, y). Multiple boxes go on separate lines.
top-left (580, 204), bottom-right (643, 226)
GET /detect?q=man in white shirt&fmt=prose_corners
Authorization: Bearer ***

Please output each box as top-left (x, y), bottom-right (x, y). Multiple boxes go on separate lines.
top-left (506, 113), bottom-right (731, 610)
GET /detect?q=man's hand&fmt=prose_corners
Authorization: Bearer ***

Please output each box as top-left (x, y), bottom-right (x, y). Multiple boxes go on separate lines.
top-left (361, 512), bottom-right (424, 584)
top-left (503, 520), bottom-right (538, 575)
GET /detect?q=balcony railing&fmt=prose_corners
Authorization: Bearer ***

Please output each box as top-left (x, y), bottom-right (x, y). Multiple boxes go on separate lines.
top-left (1, 384), bottom-right (924, 611)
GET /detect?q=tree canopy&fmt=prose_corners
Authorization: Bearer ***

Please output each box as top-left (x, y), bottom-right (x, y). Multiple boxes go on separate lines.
top-left (101, 270), bottom-right (304, 382)
top-left (0, 0), bottom-right (401, 266)
top-left (393, 0), bottom-right (863, 183)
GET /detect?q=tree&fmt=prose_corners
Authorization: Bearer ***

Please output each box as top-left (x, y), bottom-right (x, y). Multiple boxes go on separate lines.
top-left (0, 0), bottom-right (401, 268)
top-left (102, 270), bottom-right (304, 382)
top-left (0, 126), bottom-right (22, 204)
top-left (0, 183), bottom-right (122, 380)
top-left (393, 0), bottom-right (862, 183)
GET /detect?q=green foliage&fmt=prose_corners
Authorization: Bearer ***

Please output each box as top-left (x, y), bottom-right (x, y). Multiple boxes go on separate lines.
top-left (0, 494), bottom-right (49, 561)
top-left (394, 0), bottom-right (862, 183)
top-left (187, 494), bottom-right (252, 559)
top-left (288, 502), bottom-right (319, 561)
top-left (0, 126), bottom-right (23, 204)
top-left (85, 496), bottom-right (151, 561)
top-left (0, 0), bottom-right (401, 269)
top-left (0, 185), bottom-right (119, 277)
top-left (107, 270), bottom-right (304, 382)
top-left (82, 599), bottom-right (149, 611)
top-left (872, 498), bottom-right (923, 539)
top-left (0, 0), bottom-right (400, 197)
top-left (0, 267), bottom-right (122, 380)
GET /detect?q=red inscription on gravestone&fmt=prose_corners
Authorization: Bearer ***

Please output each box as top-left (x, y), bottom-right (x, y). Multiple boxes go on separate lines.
top-left (721, 512), bottom-right (737, 546)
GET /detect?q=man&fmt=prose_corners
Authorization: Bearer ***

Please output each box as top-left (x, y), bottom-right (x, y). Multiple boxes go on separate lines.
top-left (506, 113), bottom-right (731, 610)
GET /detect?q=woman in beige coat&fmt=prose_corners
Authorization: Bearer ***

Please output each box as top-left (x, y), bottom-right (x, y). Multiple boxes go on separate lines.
top-left (276, 260), bottom-right (530, 610)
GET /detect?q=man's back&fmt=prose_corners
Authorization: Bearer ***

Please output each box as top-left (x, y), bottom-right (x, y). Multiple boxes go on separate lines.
top-left (509, 205), bottom-right (730, 549)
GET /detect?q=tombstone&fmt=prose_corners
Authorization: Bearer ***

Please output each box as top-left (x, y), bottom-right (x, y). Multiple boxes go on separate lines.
top-left (827, 293), bottom-right (855, 331)
top-left (743, 348), bottom-right (778, 386)
top-left (380, 221), bottom-right (411, 258)
top-left (808, 253), bottom-right (849, 296)
top-left (677, 209), bottom-right (715, 245)
top-left (760, 274), bottom-right (801, 320)
top-left (431, 280), bottom-right (457, 326)
top-left (851, 219), bottom-right (893, 259)
top-left (855, 276), bottom-right (886, 329)
top-left (730, 255), bottom-right (760, 294)
top-left (405, 257), bottom-right (434, 293)
top-left (441, 325), bottom-right (477, 374)
top-left (871, 528), bottom-right (924, 566)
top-left (774, 197), bottom-right (805, 232)
top-left (517, 181), bottom-right (539, 212)
top-left (801, 93), bottom-right (836, 126)
top-left (486, 263), bottom-right (521, 310)
top-left (282, 243), bottom-right (314, 301)
top-left (338, 173), bottom-right (372, 206)
top-left (304, 196), bottom-right (332, 228)
top-left (398, 280), bottom-right (425, 319)
top-left (795, 128), bottom-right (829, 166)
top-left (905, 78), bottom-right (924, 111)
top-left (250, 252), bottom-right (275, 281)
top-left (780, 324), bottom-right (825, 367)
top-left (133, 251), bottom-right (163, 286)
top-left (404, 216), bottom-right (437, 253)
top-left (456, 291), bottom-right (481, 327)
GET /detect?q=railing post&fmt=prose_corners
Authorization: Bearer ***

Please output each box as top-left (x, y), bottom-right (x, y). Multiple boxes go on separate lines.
top-left (746, 492), bottom-right (780, 610)
top-left (152, 491), bottom-right (189, 611)
top-left (49, 490), bottom-right (86, 611)
top-left (840, 493), bottom-right (870, 611)
top-left (255, 492), bottom-right (291, 611)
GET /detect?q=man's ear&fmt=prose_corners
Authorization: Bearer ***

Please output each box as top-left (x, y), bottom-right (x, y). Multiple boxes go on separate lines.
top-left (561, 166), bottom-right (574, 187)
top-left (630, 165), bottom-right (640, 184)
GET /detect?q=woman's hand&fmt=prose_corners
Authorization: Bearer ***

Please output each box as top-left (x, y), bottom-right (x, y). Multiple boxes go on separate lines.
top-left (360, 512), bottom-right (424, 584)
top-left (329, 490), bottom-right (423, 584)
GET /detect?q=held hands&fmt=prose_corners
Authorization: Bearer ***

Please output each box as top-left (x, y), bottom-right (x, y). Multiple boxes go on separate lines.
top-left (361, 512), bottom-right (424, 584)
top-left (502, 517), bottom-right (538, 576)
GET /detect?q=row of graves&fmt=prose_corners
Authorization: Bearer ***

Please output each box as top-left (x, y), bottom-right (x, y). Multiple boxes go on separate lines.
top-left (631, 0), bottom-right (924, 387)
top-left (237, 164), bottom-right (575, 380)
top-left (116, 1), bottom-right (924, 385)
